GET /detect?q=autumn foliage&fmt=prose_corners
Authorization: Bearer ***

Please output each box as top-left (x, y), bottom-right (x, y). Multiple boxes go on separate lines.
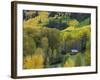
top-left (23, 10), bottom-right (91, 69)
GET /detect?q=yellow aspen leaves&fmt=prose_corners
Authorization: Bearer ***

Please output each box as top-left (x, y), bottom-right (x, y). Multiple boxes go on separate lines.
top-left (64, 58), bottom-right (75, 67)
top-left (23, 48), bottom-right (44, 69)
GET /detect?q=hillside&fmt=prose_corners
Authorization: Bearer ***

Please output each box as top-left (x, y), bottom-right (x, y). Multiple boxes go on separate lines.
top-left (23, 10), bottom-right (91, 69)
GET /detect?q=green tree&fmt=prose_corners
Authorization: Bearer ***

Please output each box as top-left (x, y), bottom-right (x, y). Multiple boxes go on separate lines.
top-left (41, 37), bottom-right (49, 49)
top-left (46, 12), bottom-right (71, 30)
top-left (75, 53), bottom-right (82, 66)
top-left (67, 19), bottom-right (79, 27)
top-left (23, 34), bottom-right (36, 57)
top-left (85, 50), bottom-right (91, 66)
top-left (53, 49), bottom-right (57, 58)
top-left (47, 28), bottom-right (61, 50)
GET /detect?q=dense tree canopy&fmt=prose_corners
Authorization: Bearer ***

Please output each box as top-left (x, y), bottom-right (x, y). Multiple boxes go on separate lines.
top-left (23, 10), bottom-right (91, 69)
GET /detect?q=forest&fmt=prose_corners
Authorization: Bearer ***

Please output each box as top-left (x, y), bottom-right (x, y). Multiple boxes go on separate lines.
top-left (23, 10), bottom-right (91, 69)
